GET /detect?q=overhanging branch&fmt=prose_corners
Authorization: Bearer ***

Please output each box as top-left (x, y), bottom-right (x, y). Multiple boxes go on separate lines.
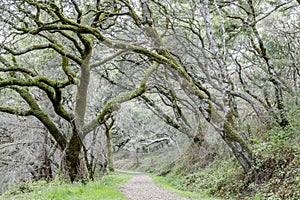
top-left (83, 62), bottom-right (159, 136)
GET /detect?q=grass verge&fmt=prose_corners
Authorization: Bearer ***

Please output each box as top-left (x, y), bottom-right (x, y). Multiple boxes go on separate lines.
top-left (151, 174), bottom-right (222, 200)
top-left (1, 172), bottom-right (132, 200)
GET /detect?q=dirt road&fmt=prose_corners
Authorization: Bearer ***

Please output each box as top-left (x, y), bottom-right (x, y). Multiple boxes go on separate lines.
top-left (119, 174), bottom-right (193, 200)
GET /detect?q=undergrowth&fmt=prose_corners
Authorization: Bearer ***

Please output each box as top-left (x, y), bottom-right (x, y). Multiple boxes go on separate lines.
top-left (161, 122), bottom-right (300, 199)
top-left (151, 174), bottom-right (221, 200)
top-left (244, 125), bottom-right (300, 199)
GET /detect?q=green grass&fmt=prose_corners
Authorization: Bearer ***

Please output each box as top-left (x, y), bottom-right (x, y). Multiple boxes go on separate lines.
top-left (1, 173), bottom-right (132, 200)
top-left (151, 174), bottom-right (222, 200)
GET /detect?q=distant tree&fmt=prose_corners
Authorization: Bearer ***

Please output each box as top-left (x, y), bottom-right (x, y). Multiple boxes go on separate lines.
top-left (0, 114), bottom-right (55, 193)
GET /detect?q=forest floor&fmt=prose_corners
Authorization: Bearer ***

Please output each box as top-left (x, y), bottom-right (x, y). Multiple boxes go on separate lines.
top-left (119, 173), bottom-right (193, 200)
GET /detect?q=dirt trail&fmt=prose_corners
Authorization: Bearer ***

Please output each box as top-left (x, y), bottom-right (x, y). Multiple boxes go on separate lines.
top-left (119, 174), bottom-right (194, 200)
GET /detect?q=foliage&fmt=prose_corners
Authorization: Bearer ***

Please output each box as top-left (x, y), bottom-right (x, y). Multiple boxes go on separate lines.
top-left (1, 173), bottom-right (132, 200)
top-left (245, 122), bottom-right (300, 199)
top-left (151, 174), bottom-right (221, 200)
top-left (161, 114), bottom-right (300, 199)
top-left (0, 0), bottom-right (299, 198)
top-left (164, 157), bottom-right (244, 197)
top-left (247, 145), bottom-right (300, 199)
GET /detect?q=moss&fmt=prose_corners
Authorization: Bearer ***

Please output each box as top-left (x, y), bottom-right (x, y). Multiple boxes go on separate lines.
top-left (223, 109), bottom-right (239, 142)
top-left (66, 132), bottom-right (83, 181)
top-left (223, 109), bottom-right (253, 172)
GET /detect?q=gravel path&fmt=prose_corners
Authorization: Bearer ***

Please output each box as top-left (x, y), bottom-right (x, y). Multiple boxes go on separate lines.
top-left (119, 174), bottom-right (193, 200)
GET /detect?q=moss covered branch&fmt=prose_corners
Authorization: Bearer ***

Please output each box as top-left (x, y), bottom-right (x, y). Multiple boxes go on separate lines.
top-left (0, 106), bottom-right (32, 116)
top-left (83, 62), bottom-right (159, 136)
top-left (11, 86), bottom-right (67, 149)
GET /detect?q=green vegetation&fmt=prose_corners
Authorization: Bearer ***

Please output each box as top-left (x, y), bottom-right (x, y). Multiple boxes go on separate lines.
top-left (154, 145), bottom-right (299, 199)
top-left (112, 108), bottom-right (299, 199)
top-left (156, 110), bottom-right (300, 199)
top-left (1, 173), bottom-right (132, 200)
top-left (151, 174), bottom-right (222, 200)
top-left (0, 1), bottom-right (299, 199)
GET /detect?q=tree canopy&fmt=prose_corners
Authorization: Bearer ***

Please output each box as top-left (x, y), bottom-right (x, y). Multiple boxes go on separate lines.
top-left (0, 0), bottom-right (299, 193)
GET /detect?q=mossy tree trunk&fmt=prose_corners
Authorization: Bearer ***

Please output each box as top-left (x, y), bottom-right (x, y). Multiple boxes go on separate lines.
top-left (138, 0), bottom-right (254, 172)
top-left (104, 116), bottom-right (116, 172)
top-left (65, 38), bottom-right (93, 181)
top-left (222, 109), bottom-right (253, 172)
top-left (246, 0), bottom-right (289, 127)
top-left (195, 0), bottom-right (253, 171)
top-left (43, 128), bottom-right (53, 181)
top-left (65, 132), bottom-right (83, 181)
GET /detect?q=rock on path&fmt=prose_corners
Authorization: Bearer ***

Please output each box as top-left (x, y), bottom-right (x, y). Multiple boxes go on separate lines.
top-left (119, 174), bottom-right (193, 200)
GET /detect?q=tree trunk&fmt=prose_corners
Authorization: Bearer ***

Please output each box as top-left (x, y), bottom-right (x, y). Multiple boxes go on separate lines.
top-left (85, 129), bottom-right (98, 180)
top-left (222, 110), bottom-right (253, 172)
top-left (105, 117), bottom-right (115, 172)
top-left (246, 0), bottom-right (289, 127)
top-left (65, 132), bottom-right (82, 182)
top-left (106, 131), bottom-right (114, 172)
top-left (66, 42), bottom-right (92, 181)
top-left (43, 129), bottom-right (53, 181)
top-left (197, 0), bottom-right (254, 172)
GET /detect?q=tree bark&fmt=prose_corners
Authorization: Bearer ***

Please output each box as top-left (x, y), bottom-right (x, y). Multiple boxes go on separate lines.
top-left (105, 117), bottom-right (115, 172)
top-left (246, 0), bottom-right (289, 127)
top-left (65, 131), bottom-right (82, 182)
top-left (222, 110), bottom-right (253, 172)
top-left (106, 132), bottom-right (114, 172)
top-left (65, 39), bottom-right (93, 181)
top-left (195, 0), bottom-right (253, 172)
top-left (43, 129), bottom-right (53, 181)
